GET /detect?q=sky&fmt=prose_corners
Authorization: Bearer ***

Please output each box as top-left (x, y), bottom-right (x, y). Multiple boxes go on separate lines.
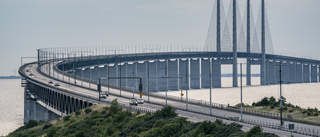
top-left (0, 0), bottom-right (319, 76)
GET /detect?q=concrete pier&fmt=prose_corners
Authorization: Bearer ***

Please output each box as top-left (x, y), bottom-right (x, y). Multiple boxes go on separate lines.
top-left (168, 59), bottom-right (179, 90)
top-left (201, 58), bottom-right (210, 88)
top-left (311, 65), bottom-right (317, 82)
top-left (126, 63), bottom-right (136, 89)
top-left (157, 60), bottom-right (166, 91)
top-left (303, 64), bottom-right (310, 83)
top-left (179, 59), bottom-right (189, 90)
top-left (289, 62), bottom-right (296, 83)
top-left (267, 60), bottom-right (275, 84)
top-left (190, 58), bottom-right (201, 89)
top-left (137, 61), bottom-right (147, 91)
top-left (212, 58), bottom-right (221, 88)
top-left (148, 61), bottom-right (157, 91)
top-left (120, 63), bottom-right (127, 87)
top-left (296, 63), bottom-right (303, 83)
top-left (282, 62), bottom-right (289, 84)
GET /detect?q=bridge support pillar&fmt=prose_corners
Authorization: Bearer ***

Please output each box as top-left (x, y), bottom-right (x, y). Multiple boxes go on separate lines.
top-left (157, 60), bottom-right (166, 91)
top-left (137, 61), bottom-right (147, 91)
top-left (190, 58), bottom-right (201, 89)
top-left (126, 62), bottom-right (136, 89)
top-left (246, 58), bottom-right (251, 85)
top-left (319, 65), bottom-right (320, 82)
top-left (303, 63), bottom-right (310, 83)
top-left (120, 63), bottom-right (127, 87)
top-left (275, 61), bottom-right (280, 84)
top-left (289, 62), bottom-right (296, 84)
top-left (282, 61), bottom-right (289, 84)
top-left (179, 59), bottom-right (190, 90)
top-left (201, 58), bottom-right (210, 88)
top-left (311, 65), bottom-right (317, 82)
top-left (267, 60), bottom-right (275, 84)
top-left (168, 59), bottom-right (179, 90)
top-left (148, 61), bottom-right (157, 91)
top-left (296, 63), bottom-right (303, 83)
top-left (212, 58), bottom-right (221, 88)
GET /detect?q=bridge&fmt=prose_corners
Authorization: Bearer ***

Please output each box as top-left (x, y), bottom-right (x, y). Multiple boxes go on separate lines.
top-left (19, 0), bottom-right (320, 136)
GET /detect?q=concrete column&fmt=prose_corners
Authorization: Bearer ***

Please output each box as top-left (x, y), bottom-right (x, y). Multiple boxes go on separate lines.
top-left (148, 61), bottom-right (157, 91)
top-left (296, 63), bottom-right (303, 83)
top-left (267, 60), bottom-right (275, 84)
top-left (126, 63), bottom-right (135, 89)
top-left (137, 61), bottom-right (147, 91)
top-left (318, 65), bottom-right (320, 82)
top-left (247, 59), bottom-right (251, 85)
top-left (24, 88), bottom-right (29, 123)
top-left (289, 62), bottom-right (296, 84)
top-left (275, 61), bottom-right (280, 84)
top-left (109, 64), bottom-right (117, 85)
top-left (190, 58), bottom-right (201, 89)
top-left (282, 62), bottom-right (289, 84)
top-left (201, 58), bottom-right (210, 88)
top-left (179, 59), bottom-right (189, 90)
top-left (303, 64), bottom-right (310, 83)
top-left (168, 59), bottom-right (179, 90)
top-left (120, 63), bottom-right (127, 87)
top-left (311, 65), bottom-right (317, 82)
top-left (232, 0), bottom-right (238, 87)
top-left (157, 60), bottom-right (166, 91)
top-left (83, 68), bottom-right (90, 78)
top-left (212, 58), bottom-right (221, 88)
top-left (92, 66), bottom-right (99, 81)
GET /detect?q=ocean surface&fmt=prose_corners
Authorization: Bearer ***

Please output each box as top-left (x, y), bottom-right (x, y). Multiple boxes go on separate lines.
top-left (1, 77), bottom-right (320, 135)
top-left (158, 77), bottom-right (320, 109)
top-left (0, 79), bottom-right (24, 136)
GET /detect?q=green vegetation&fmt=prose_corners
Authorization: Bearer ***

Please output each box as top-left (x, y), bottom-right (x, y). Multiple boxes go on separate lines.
top-left (9, 99), bottom-right (278, 137)
top-left (242, 96), bottom-right (320, 123)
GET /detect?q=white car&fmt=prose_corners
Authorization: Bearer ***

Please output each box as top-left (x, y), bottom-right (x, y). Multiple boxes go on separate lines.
top-left (137, 98), bottom-right (144, 104)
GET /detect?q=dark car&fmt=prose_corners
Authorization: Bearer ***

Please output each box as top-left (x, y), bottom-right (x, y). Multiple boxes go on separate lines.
top-left (54, 83), bottom-right (60, 86)
top-left (100, 94), bottom-right (107, 98)
top-left (129, 99), bottom-right (138, 106)
top-left (48, 81), bottom-right (53, 84)
top-left (102, 91), bottom-right (109, 97)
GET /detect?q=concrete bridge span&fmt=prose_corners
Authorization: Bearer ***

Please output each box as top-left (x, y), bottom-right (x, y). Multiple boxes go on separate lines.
top-left (50, 51), bottom-right (320, 92)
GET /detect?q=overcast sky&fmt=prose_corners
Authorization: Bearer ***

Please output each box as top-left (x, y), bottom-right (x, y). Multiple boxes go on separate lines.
top-left (0, 0), bottom-right (319, 76)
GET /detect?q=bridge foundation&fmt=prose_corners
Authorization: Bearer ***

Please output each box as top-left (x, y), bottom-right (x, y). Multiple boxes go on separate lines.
top-left (282, 62), bottom-right (289, 84)
top-left (148, 61), bottom-right (157, 91)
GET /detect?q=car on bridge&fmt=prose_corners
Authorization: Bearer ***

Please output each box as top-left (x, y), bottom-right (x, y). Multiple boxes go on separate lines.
top-left (102, 91), bottom-right (109, 97)
top-left (54, 83), bottom-right (60, 86)
top-left (137, 98), bottom-right (144, 104)
top-left (100, 94), bottom-right (107, 99)
top-left (26, 69), bottom-right (29, 72)
top-left (29, 73), bottom-right (34, 77)
top-left (48, 80), bottom-right (53, 84)
top-left (129, 99), bottom-right (138, 106)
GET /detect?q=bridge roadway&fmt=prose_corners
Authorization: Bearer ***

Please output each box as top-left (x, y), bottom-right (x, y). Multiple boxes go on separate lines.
top-left (25, 62), bottom-right (320, 137)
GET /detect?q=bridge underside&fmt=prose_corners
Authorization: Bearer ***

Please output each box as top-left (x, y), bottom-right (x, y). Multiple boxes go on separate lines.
top-left (54, 52), bottom-right (320, 91)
